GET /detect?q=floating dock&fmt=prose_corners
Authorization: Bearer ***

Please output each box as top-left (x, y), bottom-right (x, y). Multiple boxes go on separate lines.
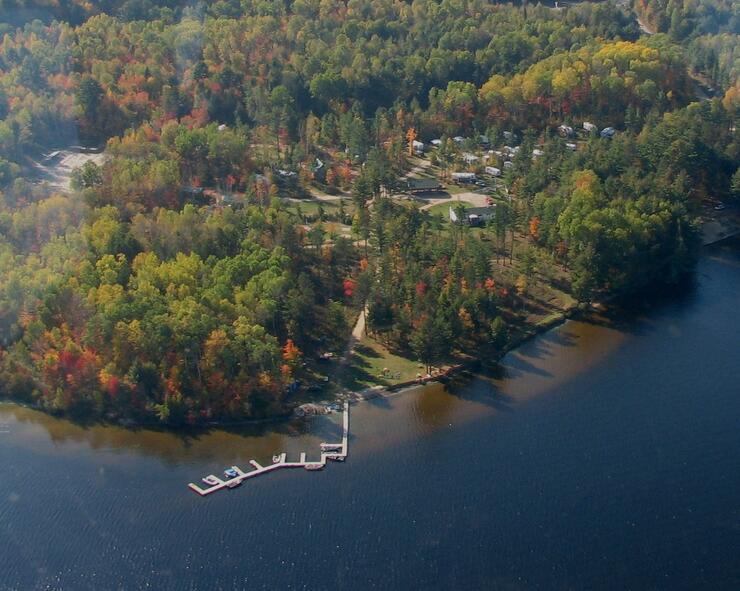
top-left (188, 401), bottom-right (349, 497)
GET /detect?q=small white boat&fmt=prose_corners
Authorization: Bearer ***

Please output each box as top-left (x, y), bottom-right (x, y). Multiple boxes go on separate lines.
top-left (227, 480), bottom-right (241, 489)
top-left (304, 463), bottom-right (324, 471)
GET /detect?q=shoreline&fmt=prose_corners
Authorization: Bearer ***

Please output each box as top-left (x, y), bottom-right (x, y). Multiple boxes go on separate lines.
top-left (6, 234), bottom-right (735, 430)
top-left (0, 304), bottom-right (580, 431)
top-left (336, 304), bottom-right (579, 404)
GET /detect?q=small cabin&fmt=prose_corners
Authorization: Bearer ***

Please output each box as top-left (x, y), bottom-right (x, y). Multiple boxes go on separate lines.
top-left (485, 166), bottom-right (501, 177)
top-left (449, 204), bottom-right (496, 226)
top-left (451, 172), bottom-right (477, 184)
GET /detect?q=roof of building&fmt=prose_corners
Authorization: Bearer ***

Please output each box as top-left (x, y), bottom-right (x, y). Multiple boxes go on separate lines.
top-left (407, 177), bottom-right (442, 190)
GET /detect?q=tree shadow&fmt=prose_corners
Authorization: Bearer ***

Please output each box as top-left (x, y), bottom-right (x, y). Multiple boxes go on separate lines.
top-left (366, 394), bottom-right (393, 409)
top-left (443, 370), bottom-right (516, 413)
top-left (499, 353), bottom-right (554, 380)
top-left (538, 328), bottom-right (578, 348)
top-left (353, 343), bottom-right (381, 358)
top-left (337, 355), bottom-right (391, 392)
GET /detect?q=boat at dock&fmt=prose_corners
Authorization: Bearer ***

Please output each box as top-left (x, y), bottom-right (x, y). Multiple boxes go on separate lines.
top-left (187, 401), bottom-right (349, 497)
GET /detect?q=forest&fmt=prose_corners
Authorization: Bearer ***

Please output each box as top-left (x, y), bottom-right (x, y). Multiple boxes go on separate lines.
top-left (0, 0), bottom-right (738, 423)
top-left (634, 0), bottom-right (738, 95)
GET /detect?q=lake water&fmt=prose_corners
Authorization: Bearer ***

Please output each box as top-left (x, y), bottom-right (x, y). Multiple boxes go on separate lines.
top-left (1, 242), bottom-right (739, 590)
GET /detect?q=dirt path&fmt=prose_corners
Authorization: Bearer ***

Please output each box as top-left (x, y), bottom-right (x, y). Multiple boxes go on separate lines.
top-left (636, 13), bottom-right (654, 35)
top-left (340, 308), bottom-right (366, 366)
top-left (308, 187), bottom-right (344, 201)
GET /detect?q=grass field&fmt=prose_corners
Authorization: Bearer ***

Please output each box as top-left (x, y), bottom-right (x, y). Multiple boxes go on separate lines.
top-left (426, 200), bottom-right (474, 218)
top-left (338, 336), bottom-right (423, 391)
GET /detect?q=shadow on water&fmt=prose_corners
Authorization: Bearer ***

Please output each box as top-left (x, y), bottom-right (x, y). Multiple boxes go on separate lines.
top-left (0, 401), bottom-right (343, 465)
top-left (500, 354), bottom-right (555, 380)
top-left (366, 394), bottom-right (392, 410)
top-left (537, 327), bottom-right (579, 348)
top-left (442, 369), bottom-right (515, 414)
top-left (586, 268), bottom-right (703, 336)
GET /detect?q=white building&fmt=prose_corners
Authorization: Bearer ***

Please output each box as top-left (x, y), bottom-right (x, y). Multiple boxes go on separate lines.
top-left (485, 166), bottom-right (501, 177)
top-left (449, 204), bottom-right (496, 226)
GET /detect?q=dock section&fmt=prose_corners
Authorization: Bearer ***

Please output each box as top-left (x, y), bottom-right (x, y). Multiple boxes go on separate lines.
top-left (188, 401), bottom-right (350, 497)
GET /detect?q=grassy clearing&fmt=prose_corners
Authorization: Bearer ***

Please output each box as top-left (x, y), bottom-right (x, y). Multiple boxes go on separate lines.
top-left (444, 184), bottom-right (469, 195)
top-left (426, 200), bottom-right (474, 218)
top-left (283, 199), bottom-right (342, 216)
top-left (338, 336), bottom-right (423, 391)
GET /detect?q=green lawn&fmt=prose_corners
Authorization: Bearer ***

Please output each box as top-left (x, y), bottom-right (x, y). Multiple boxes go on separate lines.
top-left (338, 336), bottom-right (423, 391)
top-left (284, 199), bottom-right (339, 216)
top-left (426, 200), bottom-right (474, 219)
top-left (283, 198), bottom-right (359, 221)
top-left (444, 184), bottom-right (469, 195)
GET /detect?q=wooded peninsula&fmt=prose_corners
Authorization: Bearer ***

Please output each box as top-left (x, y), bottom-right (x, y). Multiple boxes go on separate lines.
top-left (0, 0), bottom-right (737, 424)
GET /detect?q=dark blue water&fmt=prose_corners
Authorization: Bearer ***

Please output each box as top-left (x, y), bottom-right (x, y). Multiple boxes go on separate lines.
top-left (1, 242), bottom-right (739, 590)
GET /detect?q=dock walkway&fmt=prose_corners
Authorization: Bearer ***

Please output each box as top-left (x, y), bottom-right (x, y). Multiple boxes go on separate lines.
top-left (188, 401), bottom-right (349, 497)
